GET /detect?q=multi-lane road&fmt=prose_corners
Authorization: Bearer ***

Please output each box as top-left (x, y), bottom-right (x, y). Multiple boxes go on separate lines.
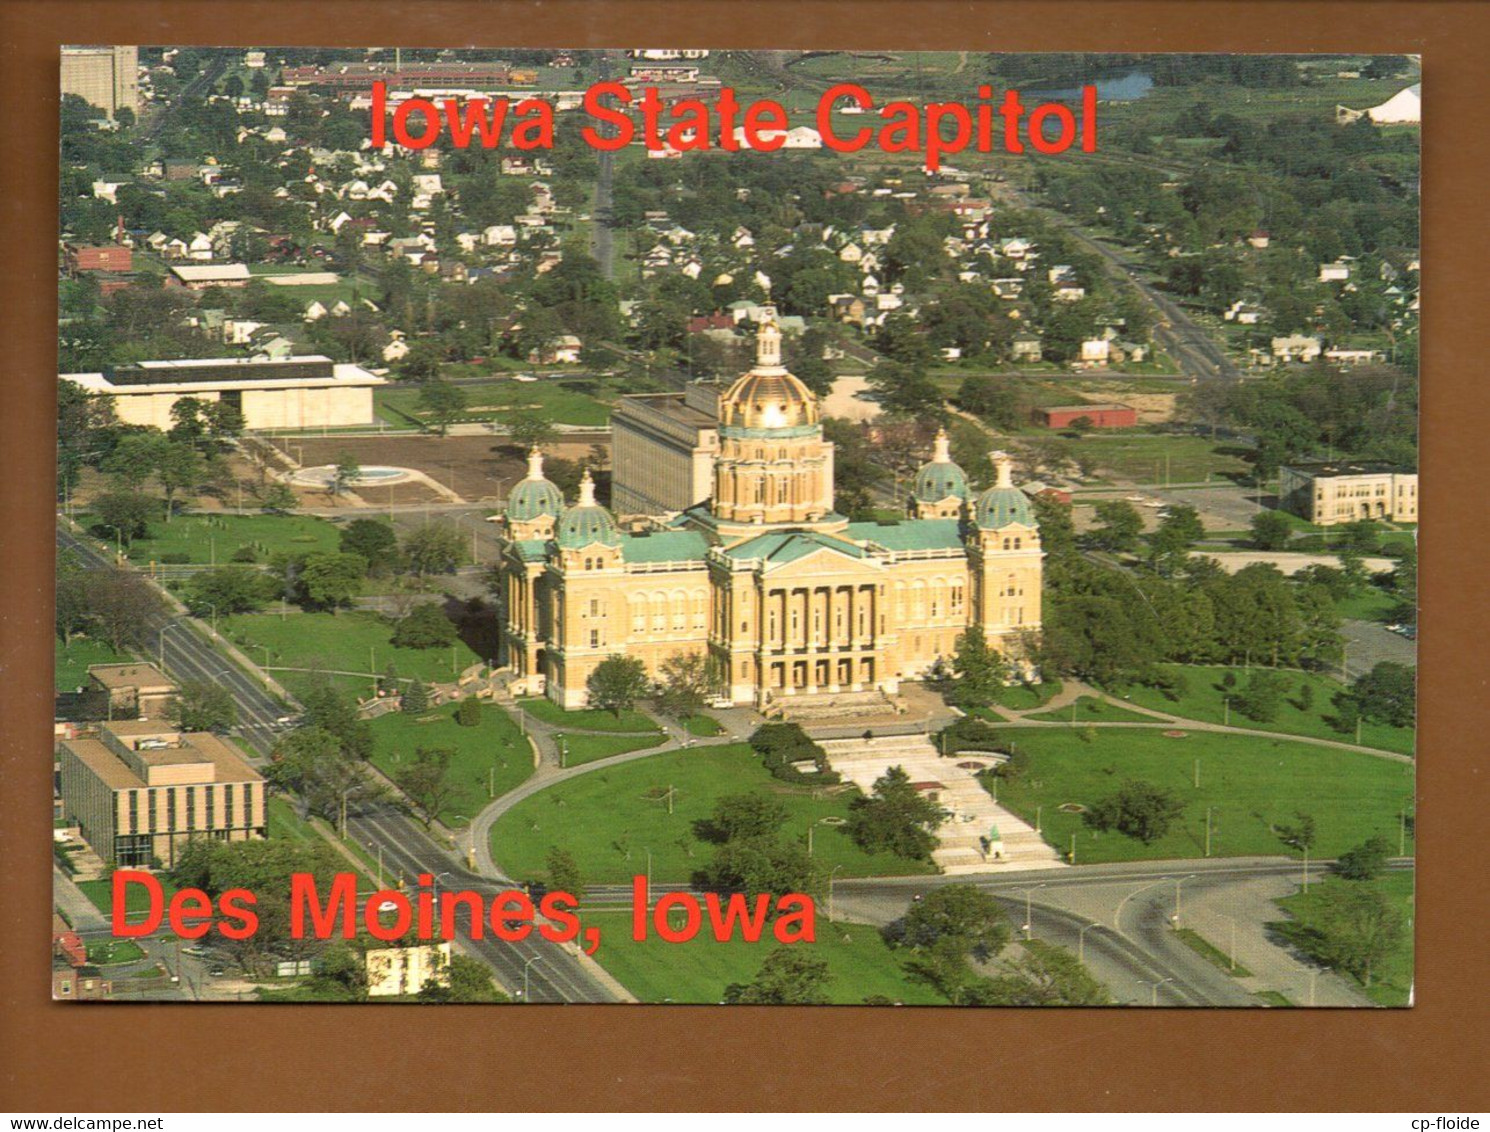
top-left (58, 519), bottom-right (620, 1002)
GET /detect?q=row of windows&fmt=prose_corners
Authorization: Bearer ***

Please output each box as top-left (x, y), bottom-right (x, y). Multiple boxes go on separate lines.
top-left (124, 785), bottom-right (256, 836)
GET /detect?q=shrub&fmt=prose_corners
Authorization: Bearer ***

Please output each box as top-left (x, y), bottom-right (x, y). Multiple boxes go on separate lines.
top-left (401, 680), bottom-right (430, 714)
top-left (231, 545), bottom-right (258, 563)
top-left (455, 696), bottom-right (482, 727)
top-left (391, 602), bottom-right (458, 649)
top-left (748, 723), bottom-right (840, 785)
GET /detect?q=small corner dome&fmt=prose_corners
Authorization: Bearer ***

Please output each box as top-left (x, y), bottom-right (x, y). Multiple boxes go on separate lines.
top-left (556, 470), bottom-right (620, 549)
top-left (973, 451), bottom-right (1036, 530)
top-left (506, 449), bottom-right (564, 521)
top-left (913, 428), bottom-right (969, 502)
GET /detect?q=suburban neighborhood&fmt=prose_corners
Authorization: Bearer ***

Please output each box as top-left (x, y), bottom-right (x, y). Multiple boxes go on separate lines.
top-left (54, 47), bottom-right (1418, 1007)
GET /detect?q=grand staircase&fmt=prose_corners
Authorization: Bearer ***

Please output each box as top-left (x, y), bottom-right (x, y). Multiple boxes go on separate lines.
top-left (816, 734), bottom-right (1066, 874)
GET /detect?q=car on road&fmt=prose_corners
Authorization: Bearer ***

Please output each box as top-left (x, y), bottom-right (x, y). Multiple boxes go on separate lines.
top-left (209, 967), bottom-right (226, 977)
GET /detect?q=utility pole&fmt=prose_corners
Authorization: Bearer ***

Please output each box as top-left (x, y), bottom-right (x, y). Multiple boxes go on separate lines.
top-left (1194, 758), bottom-right (1201, 789)
top-left (1205, 807), bottom-right (1213, 857)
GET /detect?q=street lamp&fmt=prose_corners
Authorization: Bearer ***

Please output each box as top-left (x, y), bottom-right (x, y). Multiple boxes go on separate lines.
top-left (827, 865), bottom-right (844, 923)
top-left (1078, 921), bottom-right (1106, 964)
top-left (1144, 976), bottom-right (1174, 1006)
top-left (1172, 873), bottom-right (1197, 926)
top-left (522, 954), bottom-right (540, 1003)
top-left (1016, 883), bottom-right (1046, 939)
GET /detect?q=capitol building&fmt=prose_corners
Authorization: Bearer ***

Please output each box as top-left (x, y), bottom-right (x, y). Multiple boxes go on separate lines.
top-left (491, 321), bottom-right (1043, 710)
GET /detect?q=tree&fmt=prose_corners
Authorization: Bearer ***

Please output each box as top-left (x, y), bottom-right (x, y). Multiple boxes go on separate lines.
top-left (545, 847), bottom-right (585, 900)
top-left (93, 489), bottom-right (157, 547)
top-left (1088, 500), bottom-right (1144, 554)
top-left (698, 833), bottom-right (819, 898)
top-left (259, 482), bottom-right (299, 514)
top-left (1348, 662), bottom-right (1415, 728)
top-left (1250, 509), bottom-right (1294, 551)
top-left (339, 518), bottom-right (403, 576)
top-left (268, 725), bottom-right (379, 834)
top-left (654, 651), bottom-right (714, 721)
top-left (946, 625), bottom-right (1008, 710)
top-left (331, 452), bottom-right (362, 496)
top-left (1148, 504), bottom-right (1204, 572)
top-left (722, 947), bottom-right (831, 1005)
top-left (1275, 810), bottom-right (1317, 853)
top-left (403, 522), bottom-right (464, 576)
top-left (155, 440), bottom-right (202, 520)
top-left (396, 746), bottom-right (456, 828)
top-left (586, 654), bottom-right (650, 717)
top-left (297, 681), bottom-right (374, 761)
top-left (417, 380), bottom-right (468, 436)
top-left (168, 679), bottom-right (239, 732)
top-left (1306, 884), bottom-right (1406, 987)
top-left (391, 602), bottom-right (458, 649)
top-left (847, 765), bottom-right (946, 860)
top-left (886, 883), bottom-right (1012, 960)
top-left (507, 412), bottom-right (556, 452)
top-left (188, 566), bottom-right (275, 616)
top-left (706, 793), bottom-right (789, 844)
top-left (419, 953), bottom-right (505, 1003)
top-left (87, 568), bottom-right (166, 652)
top-left (455, 696), bottom-right (483, 727)
top-left (298, 551), bottom-right (365, 610)
top-left (969, 939), bottom-right (1113, 1006)
top-left (1086, 780), bottom-right (1185, 844)
top-left (401, 679), bottom-right (430, 714)
top-left (1335, 835), bottom-right (1392, 881)
top-left (1233, 669), bottom-right (1289, 723)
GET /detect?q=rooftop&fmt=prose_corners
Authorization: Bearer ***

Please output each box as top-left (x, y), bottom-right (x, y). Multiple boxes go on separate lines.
top-left (843, 518), bottom-right (965, 553)
top-left (1284, 460), bottom-right (1416, 477)
top-left (87, 663), bottom-right (175, 691)
top-left (619, 529), bottom-right (710, 564)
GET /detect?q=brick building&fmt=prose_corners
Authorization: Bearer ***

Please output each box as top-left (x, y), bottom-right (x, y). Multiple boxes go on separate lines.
top-left (1033, 403), bottom-right (1138, 430)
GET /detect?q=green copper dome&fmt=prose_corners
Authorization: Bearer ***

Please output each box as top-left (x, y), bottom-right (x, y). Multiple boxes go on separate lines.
top-left (973, 451), bottom-right (1036, 530)
top-left (556, 470), bottom-right (620, 549)
top-left (507, 448), bottom-right (564, 522)
top-left (508, 477), bottom-right (564, 521)
top-left (973, 486), bottom-right (1035, 530)
top-left (912, 429), bottom-right (969, 503)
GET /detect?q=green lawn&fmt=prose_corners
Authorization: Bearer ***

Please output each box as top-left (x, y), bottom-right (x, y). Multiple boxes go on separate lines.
top-left (223, 610), bottom-right (483, 695)
top-left (55, 636), bottom-right (132, 691)
top-left (368, 702), bottom-right (533, 827)
top-left (77, 512), bottom-right (342, 566)
top-left (378, 375), bottom-right (649, 429)
top-left (1332, 585), bottom-right (1401, 623)
top-left (558, 731), bottom-right (667, 767)
top-left (583, 911), bottom-right (944, 1005)
top-left (1024, 696), bottom-right (1158, 724)
top-left (491, 744), bottom-right (937, 885)
top-left (988, 728), bottom-right (1415, 865)
top-left (1041, 433), bottom-right (1253, 484)
top-left (267, 796), bottom-right (320, 844)
top-left (517, 697), bottom-right (660, 734)
top-left (86, 939), bottom-right (146, 966)
top-left (77, 876), bottom-right (180, 922)
top-left (1272, 869), bottom-right (1414, 1007)
top-left (997, 681), bottom-right (1063, 711)
top-left (1118, 664), bottom-right (1414, 755)
top-left (681, 714), bottom-right (725, 737)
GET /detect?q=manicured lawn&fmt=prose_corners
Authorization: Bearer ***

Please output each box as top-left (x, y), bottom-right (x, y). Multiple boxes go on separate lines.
top-left (1272, 869), bottom-right (1414, 1007)
top-left (1118, 664), bottom-right (1414, 755)
top-left (1332, 585), bottom-right (1401, 623)
top-left (583, 911), bottom-right (944, 1005)
top-left (1040, 433), bottom-right (1252, 484)
top-left (681, 714), bottom-right (725, 737)
top-left (490, 744), bottom-right (937, 885)
top-left (223, 611), bottom-right (483, 695)
top-left (87, 939), bottom-right (146, 966)
top-left (368, 702), bottom-right (533, 827)
top-left (988, 728), bottom-right (1415, 865)
top-left (1024, 696), bottom-right (1157, 724)
top-left (55, 636), bottom-right (132, 691)
top-left (77, 512), bottom-right (342, 566)
top-left (78, 876), bottom-right (180, 922)
top-left (517, 697), bottom-right (660, 734)
top-left (558, 731), bottom-right (667, 767)
top-left (998, 681), bottom-right (1063, 711)
top-left (378, 376), bottom-right (644, 429)
top-left (267, 796), bottom-right (320, 844)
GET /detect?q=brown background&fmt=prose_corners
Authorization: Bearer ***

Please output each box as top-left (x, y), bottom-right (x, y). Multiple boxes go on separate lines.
top-left (1, 0), bottom-right (1485, 1112)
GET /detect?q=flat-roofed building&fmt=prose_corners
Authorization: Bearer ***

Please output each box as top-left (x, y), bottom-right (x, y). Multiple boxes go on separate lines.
top-left (1279, 460), bottom-right (1418, 526)
top-left (1033, 403), bottom-right (1137, 430)
top-left (61, 46), bottom-right (139, 120)
top-left (62, 355), bottom-right (386, 431)
top-left (86, 662), bottom-right (177, 720)
top-left (610, 382), bottom-right (725, 517)
top-left (58, 722), bottom-right (266, 868)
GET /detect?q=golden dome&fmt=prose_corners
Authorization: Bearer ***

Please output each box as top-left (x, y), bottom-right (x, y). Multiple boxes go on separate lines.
top-left (719, 320), bottom-right (818, 431)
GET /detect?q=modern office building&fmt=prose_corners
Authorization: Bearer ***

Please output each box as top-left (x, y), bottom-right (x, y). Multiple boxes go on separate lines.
top-left (61, 46), bottom-right (140, 120)
top-left (62, 355), bottom-right (386, 432)
top-left (58, 722), bottom-right (267, 868)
